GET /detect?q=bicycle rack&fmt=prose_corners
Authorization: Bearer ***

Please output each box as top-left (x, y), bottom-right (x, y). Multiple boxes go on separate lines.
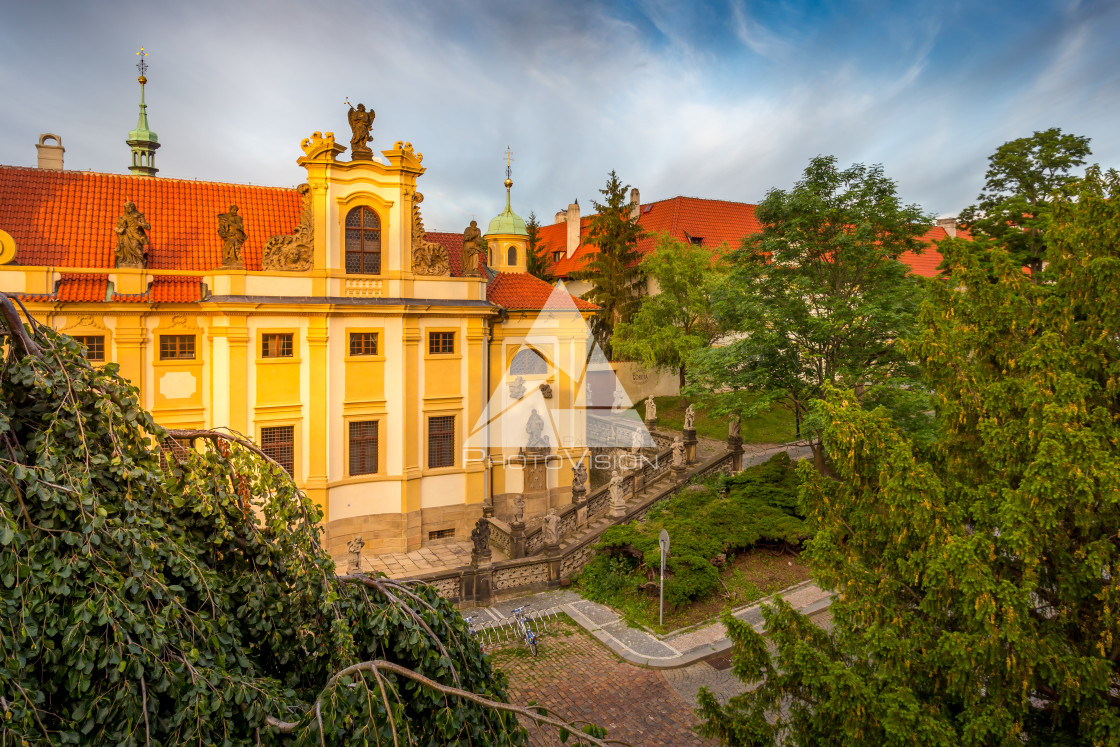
top-left (465, 607), bottom-right (561, 651)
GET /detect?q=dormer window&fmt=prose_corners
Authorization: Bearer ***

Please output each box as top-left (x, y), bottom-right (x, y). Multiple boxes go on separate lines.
top-left (553, 251), bottom-right (563, 263)
top-left (345, 206), bottom-right (381, 274)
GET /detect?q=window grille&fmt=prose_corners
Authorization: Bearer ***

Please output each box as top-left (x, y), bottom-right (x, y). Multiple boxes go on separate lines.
top-left (428, 416), bottom-right (455, 468)
top-left (261, 426), bottom-right (295, 476)
top-left (345, 206), bottom-right (381, 274)
top-left (348, 421), bottom-right (379, 476)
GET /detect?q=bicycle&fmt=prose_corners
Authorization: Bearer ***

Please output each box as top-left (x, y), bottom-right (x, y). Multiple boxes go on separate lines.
top-left (511, 606), bottom-right (538, 655)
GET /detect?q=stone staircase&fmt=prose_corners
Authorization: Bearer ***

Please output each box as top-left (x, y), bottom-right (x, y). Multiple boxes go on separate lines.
top-left (556, 458), bottom-right (684, 553)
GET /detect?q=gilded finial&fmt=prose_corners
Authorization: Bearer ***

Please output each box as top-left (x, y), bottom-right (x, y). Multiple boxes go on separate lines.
top-left (503, 146), bottom-right (514, 181)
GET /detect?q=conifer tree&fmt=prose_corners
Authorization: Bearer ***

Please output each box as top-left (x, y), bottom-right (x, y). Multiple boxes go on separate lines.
top-left (572, 170), bottom-right (646, 357)
top-left (524, 211), bottom-right (554, 282)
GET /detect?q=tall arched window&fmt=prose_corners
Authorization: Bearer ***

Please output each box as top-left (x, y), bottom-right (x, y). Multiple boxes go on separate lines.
top-left (345, 207), bottom-right (381, 274)
top-left (510, 348), bottom-right (549, 376)
top-left (507, 246), bottom-right (517, 266)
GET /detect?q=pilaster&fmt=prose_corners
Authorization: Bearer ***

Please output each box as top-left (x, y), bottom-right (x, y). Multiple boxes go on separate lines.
top-left (305, 316), bottom-right (329, 520)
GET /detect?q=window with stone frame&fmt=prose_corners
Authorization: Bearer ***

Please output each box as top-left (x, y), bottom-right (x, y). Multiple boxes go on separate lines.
top-left (348, 420), bottom-right (379, 476)
top-left (345, 206), bottom-right (381, 274)
top-left (428, 416), bottom-right (455, 469)
top-left (261, 425), bottom-right (295, 476)
top-left (75, 335), bottom-right (105, 361)
top-left (159, 335), bottom-right (195, 360)
top-left (349, 332), bottom-right (378, 357)
top-left (261, 333), bottom-right (294, 358)
top-left (428, 331), bottom-right (455, 355)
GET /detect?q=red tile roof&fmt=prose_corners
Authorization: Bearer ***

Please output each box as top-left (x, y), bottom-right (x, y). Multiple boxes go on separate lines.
top-left (542, 197), bottom-right (761, 277)
top-left (426, 231), bottom-right (463, 276)
top-left (544, 195), bottom-right (965, 280)
top-left (109, 275), bottom-right (203, 303)
top-left (486, 272), bottom-right (598, 311)
top-left (56, 272), bottom-right (109, 302)
top-left (0, 165), bottom-right (303, 270)
top-left (899, 226), bottom-right (972, 278)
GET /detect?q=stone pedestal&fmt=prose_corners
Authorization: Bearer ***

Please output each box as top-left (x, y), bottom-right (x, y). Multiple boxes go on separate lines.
top-left (572, 485), bottom-right (588, 528)
top-left (510, 521), bottom-right (526, 559)
top-left (684, 428), bottom-right (698, 464)
top-left (645, 416), bottom-right (658, 431)
top-left (471, 548), bottom-right (492, 567)
top-left (460, 566), bottom-right (492, 605)
top-left (728, 436), bottom-right (744, 472)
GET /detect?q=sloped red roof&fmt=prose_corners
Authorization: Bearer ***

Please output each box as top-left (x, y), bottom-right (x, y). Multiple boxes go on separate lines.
top-left (544, 194), bottom-right (964, 280)
top-left (0, 165), bottom-right (303, 270)
top-left (486, 272), bottom-right (598, 311)
top-left (111, 275), bottom-right (203, 303)
top-left (542, 197), bottom-right (761, 278)
top-left (899, 226), bottom-right (972, 278)
top-left (57, 272), bottom-right (109, 302)
top-left (425, 231), bottom-right (463, 276)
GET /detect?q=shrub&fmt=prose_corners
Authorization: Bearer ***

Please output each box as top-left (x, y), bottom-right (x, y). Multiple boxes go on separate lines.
top-left (584, 452), bottom-right (807, 610)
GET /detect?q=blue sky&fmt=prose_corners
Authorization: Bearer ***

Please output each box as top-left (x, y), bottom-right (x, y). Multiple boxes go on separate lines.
top-left (1, 0), bottom-right (1117, 230)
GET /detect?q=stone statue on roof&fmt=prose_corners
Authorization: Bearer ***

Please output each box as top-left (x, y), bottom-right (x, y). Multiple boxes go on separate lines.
top-left (461, 220), bottom-right (486, 277)
top-left (217, 204), bottom-right (247, 268)
top-left (114, 201), bottom-right (150, 269)
top-left (347, 102), bottom-right (375, 160)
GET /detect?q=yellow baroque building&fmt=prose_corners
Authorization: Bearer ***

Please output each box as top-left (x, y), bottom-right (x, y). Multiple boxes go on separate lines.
top-left (0, 127), bottom-right (597, 557)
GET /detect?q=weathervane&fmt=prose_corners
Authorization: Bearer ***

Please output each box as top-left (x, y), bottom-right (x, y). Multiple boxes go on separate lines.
top-left (504, 146), bottom-right (514, 180)
top-left (136, 46), bottom-right (148, 78)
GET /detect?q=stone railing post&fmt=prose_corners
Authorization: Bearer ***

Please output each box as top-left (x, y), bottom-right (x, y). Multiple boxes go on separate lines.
top-left (509, 520), bottom-right (526, 559)
top-left (684, 427), bottom-right (698, 464)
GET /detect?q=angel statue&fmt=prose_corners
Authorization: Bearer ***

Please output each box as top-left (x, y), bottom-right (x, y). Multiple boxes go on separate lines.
top-left (347, 102), bottom-right (375, 159)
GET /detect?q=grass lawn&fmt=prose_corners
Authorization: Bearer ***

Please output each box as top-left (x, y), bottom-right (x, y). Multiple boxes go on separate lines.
top-left (635, 394), bottom-right (798, 444)
top-left (576, 547), bottom-right (811, 635)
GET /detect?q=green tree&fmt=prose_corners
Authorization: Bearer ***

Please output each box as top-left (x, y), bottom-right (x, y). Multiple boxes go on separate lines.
top-left (524, 210), bottom-right (555, 283)
top-left (612, 234), bottom-right (725, 396)
top-left (572, 170), bottom-right (646, 357)
top-left (0, 296), bottom-right (614, 746)
top-left (697, 167), bottom-right (1120, 746)
top-left (958, 127), bottom-right (1091, 280)
top-left (688, 156), bottom-right (932, 474)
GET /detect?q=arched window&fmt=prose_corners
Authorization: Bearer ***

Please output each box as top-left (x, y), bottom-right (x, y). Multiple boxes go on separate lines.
top-left (345, 207), bottom-right (381, 274)
top-left (510, 348), bottom-right (548, 376)
top-left (507, 246), bottom-right (518, 266)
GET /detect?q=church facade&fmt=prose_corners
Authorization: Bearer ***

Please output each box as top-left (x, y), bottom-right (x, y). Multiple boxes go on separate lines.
top-left (0, 105), bottom-right (597, 557)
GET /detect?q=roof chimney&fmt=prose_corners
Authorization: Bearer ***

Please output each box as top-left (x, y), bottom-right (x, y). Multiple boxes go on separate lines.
top-left (554, 210), bottom-right (565, 225)
top-left (566, 201), bottom-right (581, 258)
top-left (629, 187), bottom-right (640, 221)
top-left (937, 216), bottom-right (957, 238)
top-left (36, 134), bottom-right (64, 171)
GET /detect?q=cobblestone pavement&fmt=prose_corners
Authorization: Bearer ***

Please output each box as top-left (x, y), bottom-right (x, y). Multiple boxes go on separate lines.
top-left (489, 617), bottom-right (716, 747)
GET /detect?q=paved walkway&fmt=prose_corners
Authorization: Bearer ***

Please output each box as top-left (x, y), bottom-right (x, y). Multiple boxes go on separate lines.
top-left (491, 614), bottom-right (717, 747)
top-left (462, 579), bottom-right (832, 669)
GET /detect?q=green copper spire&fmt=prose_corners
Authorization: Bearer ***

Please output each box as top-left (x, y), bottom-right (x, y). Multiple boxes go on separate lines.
top-left (126, 47), bottom-right (160, 177)
top-left (487, 148), bottom-right (528, 236)
top-left (486, 178), bottom-right (528, 236)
